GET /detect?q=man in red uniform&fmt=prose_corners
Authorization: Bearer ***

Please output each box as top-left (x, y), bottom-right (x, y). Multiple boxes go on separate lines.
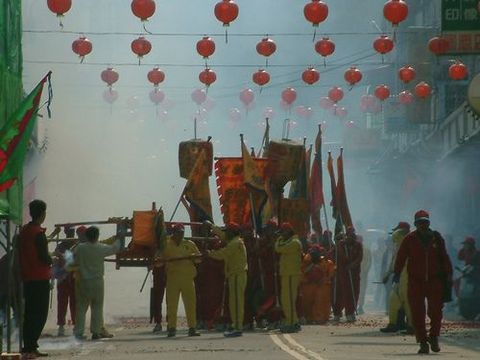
top-left (333, 227), bottom-right (363, 322)
top-left (53, 226), bottom-right (77, 336)
top-left (19, 200), bottom-right (60, 358)
top-left (394, 210), bottom-right (453, 354)
top-left (256, 220), bottom-right (282, 329)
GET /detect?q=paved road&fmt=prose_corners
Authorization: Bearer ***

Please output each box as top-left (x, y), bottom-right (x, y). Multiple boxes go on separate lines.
top-left (24, 317), bottom-right (479, 360)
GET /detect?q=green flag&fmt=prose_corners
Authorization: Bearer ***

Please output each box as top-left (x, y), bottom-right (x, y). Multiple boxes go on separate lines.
top-left (0, 73), bottom-right (50, 193)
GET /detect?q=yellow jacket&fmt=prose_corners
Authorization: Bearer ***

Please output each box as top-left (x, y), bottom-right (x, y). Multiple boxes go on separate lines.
top-left (162, 236), bottom-right (200, 279)
top-left (275, 235), bottom-right (302, 276)
top-left (209, 235), bottom-right (247, 277)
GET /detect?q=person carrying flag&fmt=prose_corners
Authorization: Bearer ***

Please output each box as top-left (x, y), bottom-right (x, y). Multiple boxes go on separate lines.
top-left (206, 222), bottom-right (248, 337)
top-left (275, 222), bottom-right (303, 333)
top-left (161, 223), bottom-right (202, 338)
top-left (333, 227), bottom-right (363, 323)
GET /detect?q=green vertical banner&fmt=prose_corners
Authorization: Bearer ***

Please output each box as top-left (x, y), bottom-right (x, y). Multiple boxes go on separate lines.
top-left (0, 0), bottom-right (24, 224)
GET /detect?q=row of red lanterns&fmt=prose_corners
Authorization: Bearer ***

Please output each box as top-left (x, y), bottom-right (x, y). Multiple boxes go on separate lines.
top-left (49, 0), bottom-right (409, 33)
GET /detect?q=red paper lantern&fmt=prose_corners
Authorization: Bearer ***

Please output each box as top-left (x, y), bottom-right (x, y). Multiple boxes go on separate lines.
top-left (328, 87), bottom-right (344, 103)
top-left (398, 65), bottom-right (416, 84)
top-left (147, 67), bottom-right (165, 87)
top-left (72, 36), bottom-right (92, 61)
top-left (131, 0), bottom-right (156, 21)
top-left (344, 66), bottom-right (362, 86)
top-left (360, 95), bottom-right (376, 108)
top-left (319, 96), bottom-right (334, 109)
top-left (282, 88), bottom-right (297, 105)
top-left (252, 69), bottom-right (270, 87)
top-left (191, 89), bottom-right (207, 105)
top-left (47, 0), bottom-right (72, 16)
top-left (373, 35), bottom-right (394, 55)
top-left (448, 61), bottom-right (468, 81)
top-left (302, 66), bottom-right (320, 85)
top-left (336, 106), bottom-right (347, 117)
top-left (239, 89), bottom-right (254, 107)
top-left (428, 36), bottom-right (450, 55)
top-left (101, 68), bottom-right (119, 87)
top-left (131, 37), bottom-right (152, 61)
top-left (398, 90), bottom-right (413, 105)
top-left (414, 81), bottom-right (431, 99)
top-left (103, 89), bottom-right (118, 104)
top-left (304, 0), bottom-right (329, 27)
top-left (374, 84), bottom-right (391, 101)
top-left (383, 0), bottom-right (408, 26)
top-left (199, 68), bottom-right (217, 87)
top-left (214, 0), bottom-right (239, 26)
top-left (196, 36), bottom-right (216, 59)
top-left (149, 89), bottom-right (165, 105)
top-left (315, 37), bottom-right (335, 57)
top-left (256, 37), bottom-right (277, 58)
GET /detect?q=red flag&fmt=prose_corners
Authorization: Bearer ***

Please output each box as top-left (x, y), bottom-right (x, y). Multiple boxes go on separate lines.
top-left (327, 151), bottom-right (338, 220)
top-left (183, 147), bottom-right (213, 222)
top-left (310, 126), bottom-right (324, 233)
top-left (336, 148), bottom-right (353, 229)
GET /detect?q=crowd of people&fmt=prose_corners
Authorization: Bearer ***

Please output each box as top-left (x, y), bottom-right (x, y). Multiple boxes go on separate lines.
top-left (6, 199), bottom-right (480, 358)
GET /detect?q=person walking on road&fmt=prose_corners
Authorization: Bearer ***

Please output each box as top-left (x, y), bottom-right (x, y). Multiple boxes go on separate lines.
top-left (394, 210), bottom-right (453, 354)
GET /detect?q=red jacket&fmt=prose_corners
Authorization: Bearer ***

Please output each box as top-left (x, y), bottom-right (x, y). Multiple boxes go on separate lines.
top-left (19, 222), bottom-right (52, 281)
top-left (394, 230), bottom-right (452, 283)
top-left (335, 239), bottom-right (363, 274)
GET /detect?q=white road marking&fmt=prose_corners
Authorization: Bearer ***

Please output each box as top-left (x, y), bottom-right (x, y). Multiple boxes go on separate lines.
top-left (270, 334), bottom-right (310, 360)
top-left (283, 334), bottom-right (326, 360)
top-left (270, 334), bottom-right (327, 360)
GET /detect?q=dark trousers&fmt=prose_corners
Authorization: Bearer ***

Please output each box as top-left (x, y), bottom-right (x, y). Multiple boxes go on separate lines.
top-left (23, 280), bottom-right (50, 352)
top-left (408, 278), bottom-right (444, 343)
top-left (152, 267), bottom-right (166, 324)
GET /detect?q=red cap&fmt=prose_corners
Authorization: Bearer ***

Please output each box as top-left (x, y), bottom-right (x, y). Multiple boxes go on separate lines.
top-left (280, 222), bottom-right (294, 233)
top-left (225, 222), bottom-right (241, 234)
top-left (414, 210), bottom-right (430, 223)
top-left (393, 221), bottom-right (410, 232)
top-left (172, 223), bottom-right (185, 233)
top-left (462, 236), bottom-right (475, 245)
top-left (265, 219), bottom-right (278, 228)
top-left (76, 226), bottom-right (87, 235)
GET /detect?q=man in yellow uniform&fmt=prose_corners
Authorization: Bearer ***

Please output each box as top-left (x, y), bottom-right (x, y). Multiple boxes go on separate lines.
top-left (207, 222), bottom-right (247, 337)
top-left (161, 223), bottom-right (201, 338)
top-left (381, 222), bottom-right (412, 333)
top-left (275, 222), bottom-right (303, 333)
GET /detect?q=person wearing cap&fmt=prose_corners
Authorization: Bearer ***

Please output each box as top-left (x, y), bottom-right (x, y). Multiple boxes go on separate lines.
top-left (206, 221), bottom-right (248, 337)
top-left (241, 223), bottom-right (261, 330)
top-left (53, 226), bottom-right (77, 337)
top-left (458, 237), bottom-right (479, 266)
top-left (300, 245), bottom-right (335, 324)
top-left (256, 219), bottom-right (282, 329)
top-left (457, 236), bottom-right (480, 286)
top-left (380, 222), bottom-right (412, 333)
top-left (394, 210), bottom-right (453, 354)
top-left (333, 227), bottom-right (363, 323)
top-left (159, 223), bottom-right (201, 337)
top-left (73, 226), bottom-right (120, 341)
top-left (275, 222), bottom-right (303, 333)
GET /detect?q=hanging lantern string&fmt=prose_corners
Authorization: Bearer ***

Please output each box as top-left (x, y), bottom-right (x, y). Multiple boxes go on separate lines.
top-left (23, 29), bottom-right (426, 37)
top-left (312, 27), bottom-right (317, 43)
top-left (143, 22), bottom-right (153, 35)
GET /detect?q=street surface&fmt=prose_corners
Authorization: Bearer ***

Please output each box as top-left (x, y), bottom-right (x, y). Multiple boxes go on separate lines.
top-left (23, 315), bottom-right (480, 359)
